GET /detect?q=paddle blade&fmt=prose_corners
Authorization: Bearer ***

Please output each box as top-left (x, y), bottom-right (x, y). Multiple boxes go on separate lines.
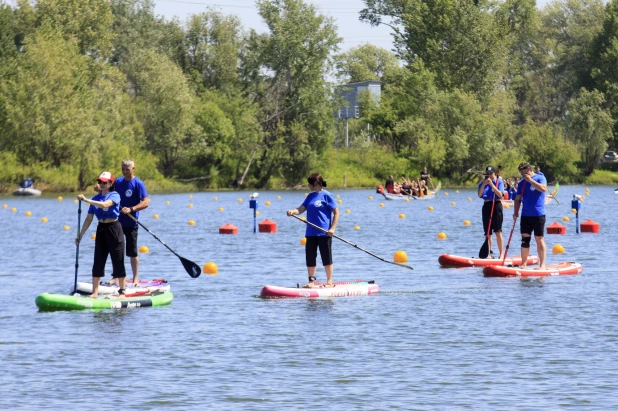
top-left (180, 257), bottom-right (202, 278)
top-left (479, 238), bottom-right (490, 259)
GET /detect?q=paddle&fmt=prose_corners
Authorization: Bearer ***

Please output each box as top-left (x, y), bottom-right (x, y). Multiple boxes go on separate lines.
top-left (126, 214), bottom-right (201, 278)
top-left (479, 167), bottom-right (501, 259)
top-left (292, 215), bottom-right (414, 270)
top-left (502, 181), bottom-right (525, 264)
top-left (72, 200), bottom-right (83, 294)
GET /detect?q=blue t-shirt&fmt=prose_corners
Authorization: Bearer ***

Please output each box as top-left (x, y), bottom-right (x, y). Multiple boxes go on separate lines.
top-left (115, 176), bottom-right (148, 227)
top-left (88, 192), bottom-right (121, 221)
top-left (301, 190), bottom-right (338, 236)
top-left (516, 173), bottom-right (547, 217)
top-left (478, 178), bottom-right (504, 200)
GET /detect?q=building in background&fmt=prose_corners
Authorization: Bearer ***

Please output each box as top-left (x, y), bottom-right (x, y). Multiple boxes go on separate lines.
top-left (336, 81), bottom-right (381, 147)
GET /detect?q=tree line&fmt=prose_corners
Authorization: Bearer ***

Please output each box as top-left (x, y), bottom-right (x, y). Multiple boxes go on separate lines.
top-left (1, 0), bottom-right (617, 191)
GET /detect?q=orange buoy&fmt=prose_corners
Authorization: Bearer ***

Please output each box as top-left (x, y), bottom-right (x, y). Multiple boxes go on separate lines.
top-left (394, 250), bottom-right (408, 263)
top-left (546, 222), bottom-right (566, 235)
top-left (258, 218), bottom-right (277, 233)
top-left (580, 219), bottom-right (600, 233)
top-left (219, 223), bottom-right (238, 234)
top-left (552, 244), bottom-right (565, 254)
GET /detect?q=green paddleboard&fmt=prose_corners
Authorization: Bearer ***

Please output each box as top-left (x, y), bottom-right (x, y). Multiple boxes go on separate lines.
top-left (36, 290), bottom-right (173, 311)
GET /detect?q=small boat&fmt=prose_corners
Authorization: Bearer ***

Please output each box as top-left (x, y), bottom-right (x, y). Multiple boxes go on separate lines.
top-left (73, 278), bottom-right (170, 296)
top-left (483, 262), bottom-right (583, 277)
top-left (438, 254), bottom-right (539, 268)
top-left (12, 187), bottom-right (42, 197)
top-left (260, 280), bottom-right (380, 298)
top-left (35, 290), bottom-right (173, 311)
top-left (379, 182), bottom-right (441, 201)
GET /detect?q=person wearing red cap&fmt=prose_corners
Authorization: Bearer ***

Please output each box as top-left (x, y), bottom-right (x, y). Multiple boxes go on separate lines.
top-left (75, 171), bottom-right (127, 298)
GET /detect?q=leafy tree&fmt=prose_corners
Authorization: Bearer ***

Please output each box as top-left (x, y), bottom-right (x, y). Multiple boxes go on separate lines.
top-left (334, 44), bottom-right (399, 83)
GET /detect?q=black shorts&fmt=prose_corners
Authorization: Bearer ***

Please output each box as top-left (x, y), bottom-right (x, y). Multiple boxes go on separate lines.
top-left (122, 226), bottom-right (139, 257)
top-left (482, 201), bottom-right (503, 234)
top-left (93, 221), bottom-right (126, 278)
top-left (305, 236), bottom-right (333, 267)
top-left (521, 215), bottom-right (546, 237)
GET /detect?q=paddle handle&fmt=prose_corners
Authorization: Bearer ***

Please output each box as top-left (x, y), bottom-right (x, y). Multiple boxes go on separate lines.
top-left (73, 201), bottom-right (82, 294)
top-left (291, 215), bottom-right (414, 270)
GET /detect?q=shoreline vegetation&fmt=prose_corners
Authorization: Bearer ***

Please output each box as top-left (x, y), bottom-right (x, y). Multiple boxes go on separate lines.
top-left (3, 1), bottom-right (618, 194)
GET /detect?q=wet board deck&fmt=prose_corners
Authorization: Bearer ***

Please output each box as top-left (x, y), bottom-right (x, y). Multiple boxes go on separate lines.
top-left (260, 280), bottom-right (380, 299)
top-left (438, 254), bottom-right (540, 268)
top-left (483, 262), bottom-right (583, 277)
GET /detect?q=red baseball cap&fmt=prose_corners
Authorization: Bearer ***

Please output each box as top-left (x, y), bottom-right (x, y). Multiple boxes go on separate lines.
top-left (97, 171), bottom-right (114, 183)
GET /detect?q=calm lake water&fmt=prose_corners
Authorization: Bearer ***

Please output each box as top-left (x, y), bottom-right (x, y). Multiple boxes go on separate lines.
top-left (1, 185), bottom-right (617, 409)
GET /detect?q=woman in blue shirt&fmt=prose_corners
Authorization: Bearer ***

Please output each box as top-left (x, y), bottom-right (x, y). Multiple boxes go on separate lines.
top-left (287, 173), bottom-right (340, 288)
top-left (75, 171), bottom-right (127, 298)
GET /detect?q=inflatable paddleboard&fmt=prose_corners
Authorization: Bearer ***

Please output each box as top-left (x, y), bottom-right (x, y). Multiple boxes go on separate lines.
top-left (483, 262), bottom-right (583, 277)
top-left (261, 280), bottom-right (380, 298)
top-left (35, 290), bottom-right (173, 311)
top-left (74, 279), bottom-right (170, 296)
top-left (438, 254), bottom-right (540, 268)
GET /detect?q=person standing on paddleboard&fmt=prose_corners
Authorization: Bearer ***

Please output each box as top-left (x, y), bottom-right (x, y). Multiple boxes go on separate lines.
top-left (513, 162), bottom-right (548, 269)
top-left (115, 158), bottom-right (150, 286)
top-left (75, 172), bottom-right (127, 298)
top-left (286, 173), bottom-right (340, 288)
top-left (478, 166), bottom-right (504, 259)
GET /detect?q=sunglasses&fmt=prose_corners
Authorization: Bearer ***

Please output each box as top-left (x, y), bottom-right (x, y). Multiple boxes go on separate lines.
top-left (97, 180), bottom-right (109, 185)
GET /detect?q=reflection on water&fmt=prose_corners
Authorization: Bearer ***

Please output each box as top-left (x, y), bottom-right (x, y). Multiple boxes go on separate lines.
top-left (1, 186), bottom-right (618, 409)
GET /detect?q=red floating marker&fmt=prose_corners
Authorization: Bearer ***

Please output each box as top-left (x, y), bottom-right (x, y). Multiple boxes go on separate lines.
top-left (219, 223), bottom-right (238, 234)
top-left (580, 219), bottom-right (600, 233)
top-left (547, 222), bottom-right (566, 235)
top-left (258, 218), bottom-right (277, 233)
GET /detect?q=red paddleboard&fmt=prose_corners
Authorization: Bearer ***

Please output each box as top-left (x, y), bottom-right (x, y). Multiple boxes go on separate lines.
top-left (438, 254), bottom-right (539, 268)
top-left (483, 262), bottom-right (583, 277)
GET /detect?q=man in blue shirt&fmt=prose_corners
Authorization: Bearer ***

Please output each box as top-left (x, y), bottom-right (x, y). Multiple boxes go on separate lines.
top-left (115, 159), bottom-right (150, 286)
top-left (477, 166), bottom-right (504, 259)
top-left (513, 162), bottom-right (548, 268)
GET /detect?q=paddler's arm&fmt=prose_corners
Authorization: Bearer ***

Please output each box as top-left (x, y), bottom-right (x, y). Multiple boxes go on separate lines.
top-left (75, 213), bottom-right (94, 245)
top-left (513, 194), bottom-right (522, 220)
top-left (77, 194), bottom-right (116, 209)
top-left (327, 207), bottom-right (339, 237)
top-left (286, 205), bottom-right (306, 216)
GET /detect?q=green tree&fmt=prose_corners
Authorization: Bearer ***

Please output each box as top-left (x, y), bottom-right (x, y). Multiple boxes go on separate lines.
top-left (334, 44), bottom-right (399, 83)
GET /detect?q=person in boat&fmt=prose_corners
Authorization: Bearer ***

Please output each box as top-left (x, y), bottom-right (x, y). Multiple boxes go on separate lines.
top-left (19, 178), bottom-right (33, 189)
top-left (513, 162), bottom-right (548, 269)
top-left (75, 172), bottom-right (127, 298)
top-left (478, 166), bottom-right (504, 259)
top-left (114, 158), bottom-right (150, 287)
top-left (420, 167), bottom-right (430, 184)
top-left (400, 175), bottom-right (411, 195)
top-left (286, 173), bottom-right (339, 288)
top-left (385, 175), bottom-right (395, 194)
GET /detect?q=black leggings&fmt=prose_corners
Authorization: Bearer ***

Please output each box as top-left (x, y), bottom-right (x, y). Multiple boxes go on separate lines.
top-left (93, 221), bottom-right (126, 278)
top-left (305, 236), bottom-right (333, 267)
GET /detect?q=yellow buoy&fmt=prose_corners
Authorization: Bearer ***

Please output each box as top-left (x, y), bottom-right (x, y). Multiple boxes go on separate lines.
top-left (25, 211), bottom-right (32, 217)
top-left (165, 200), bottom-right (170, 205)
top-left (189, 195), bottom-right (193, 199)
top-left (11, 207), bottom-right (17, 213)
top-left (354, 225), bottom-right (360, 230)
top-left (437, 232), bottom-right (447, 239)
top-left (256, 211), bottom-right (261, 216)
top-left (563, 216), bottom-right (570, 222)
top-left (468, 198), bottom-right (472, 201)
top-left (451, 202), bottom-right (456, 206)
top-left (394, 250), bottom-right (408, 263)
top-left (139, 245), bottom-right (149, 253)
top-left (153, 214), bottom-right (159, 219)
top-left (2, 204), bottom-right (7, 208)
top-left (203, 262), bottom-right (218, 275)
top-left (188, 220), bottom-right (196, 226)
top-left (218, 207), bottom-right (224, 212)
top-left (265, 201), bottom-right (271, 206)
top-left (580, 197), bottom-right (585, 202)
top-left (399, 213), bottom-right (405, 219)
top-left (404, 198), bottom-right (410, 203)
top-left (444, 192), bottom-right (449, 196)
top-left (237, 198), bottom-right (243, 203)
top-left (552, 244), bottom-right (565, 254)
top-left (91, 234), bottom-right (96, 240)
top-left (57, 196), bottom-right (63, 201)
top-left (277, 196), bottom-right (281, 200)
top-left (379, 203), bottom-right (385, 207)
top-left (336, 194), bottom-right (340, 198)
top-left (463, 220), bottom-right (471, 226)
top-left (428, 206), bottom-right (434, 211)
top-left (63, 225), bottom-right (70, 230)
top-left (213, 197), bottom-right (218, 201)
top-left (571, 208), bottom-right (577, 213)
top-left (456, 190), bottom-right (459, 194)
top-left (345, 209), bottom-right (351, 214)
top-left (188, 204), bottom-right (193, 208)
top-left (305, 193), bottom-right (308, 196)
top-left (41, 217), bottom-right (48, 223)
top-left (368, 196), bottom-right (373, 200)
top-left (337, 199), bottom-right (343, 204)
top-left (73, 199), bottom-right (78, 204)
top-left (504, 204), bottom-right (510, 209)
top-left (300, 237), bottom-right (307, 246)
